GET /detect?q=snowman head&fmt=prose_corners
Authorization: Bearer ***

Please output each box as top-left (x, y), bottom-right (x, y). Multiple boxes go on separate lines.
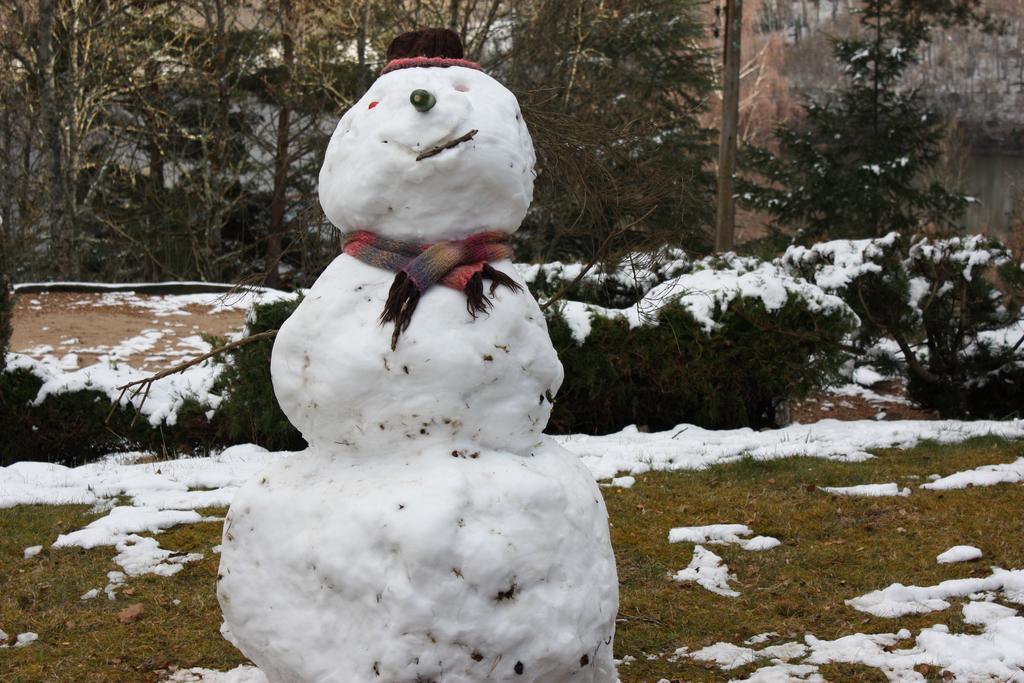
top-left (319, 28), bottom-right (535, 243)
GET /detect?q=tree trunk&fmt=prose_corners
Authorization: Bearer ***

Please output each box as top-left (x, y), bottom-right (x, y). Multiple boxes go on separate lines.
top-left (265, 0), bottom-right (295, 288)
top-left (0, 107), bottom-right (13, 258)
top-left (356, 0), bottom-right (371, 95)
top-left (37, 0), bottom-right (66, 267)
top-left (449, 0), bottom-right (459, 30)
top-left (715, 0), bottom-right (742, 253)
top-left (65, 0), bottom-right (82, 278)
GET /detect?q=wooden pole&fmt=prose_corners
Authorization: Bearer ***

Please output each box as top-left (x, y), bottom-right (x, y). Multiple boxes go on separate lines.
top-left (715, 0), bottom-right (742, 253)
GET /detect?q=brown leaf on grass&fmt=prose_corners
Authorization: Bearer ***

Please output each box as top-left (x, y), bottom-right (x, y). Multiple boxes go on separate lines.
top-left (118, 603), bottom-right (144, 624)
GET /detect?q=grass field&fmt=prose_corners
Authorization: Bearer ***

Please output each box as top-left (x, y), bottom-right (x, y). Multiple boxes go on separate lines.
top-left (1, 436), bottom-right (1022, 682)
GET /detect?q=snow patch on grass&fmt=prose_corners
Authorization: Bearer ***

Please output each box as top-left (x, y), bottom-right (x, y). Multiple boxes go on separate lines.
top-left (921, 457), bottom-right (1024, 490)
top-left (13, 632), bottom-right (38, 648)
top-left (937, 545), bottom-right (984, 564)
top-left (689, 641), bottom-right (808, 669)
top-left (668, 524), bottom-right (780, 551)
top-left (819, 482), bottom-right (910, 497)
top-left (672, 545), bottom-right (740, 597)
top-left (52, 506), bottom-right (205, 549)
top-left (846, 566), bottom-right (1024, 617)
top-left (162, 667), bottom-right (268, 683)
top-left (689, 595), bottom-right (1024, 682)
top-left (565, 418), bottom-right (1024, 481)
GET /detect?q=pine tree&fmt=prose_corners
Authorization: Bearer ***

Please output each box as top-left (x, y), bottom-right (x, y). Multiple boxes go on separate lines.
top-left (738, 0), bottom-right (992, 242)
top-left (502, 0), bottom-right (716, 262)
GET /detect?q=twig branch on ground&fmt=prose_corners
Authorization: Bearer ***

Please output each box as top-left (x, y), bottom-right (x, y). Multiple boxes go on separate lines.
top-left (105, 329), bottom-right (279, 422)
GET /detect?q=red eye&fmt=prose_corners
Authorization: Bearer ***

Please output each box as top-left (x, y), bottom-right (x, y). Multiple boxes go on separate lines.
top-left (368, 100), bottom-right (379, 109)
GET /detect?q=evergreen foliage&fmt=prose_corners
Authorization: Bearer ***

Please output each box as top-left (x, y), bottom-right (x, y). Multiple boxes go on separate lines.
top-left (738, 0), bottom-right (990, 242)
top-left (530, 256), bottom-right (856, 433)
top-left (0, 368), bottom-right (217, 467)
top-left (213, 297), bottom-right (305, 451)
top-left (504, 0), bottom-right (716, 262)
top-left (784, 233), bottom-right (1024, 417)
top-left (544, 296), bottom-right (853, 434)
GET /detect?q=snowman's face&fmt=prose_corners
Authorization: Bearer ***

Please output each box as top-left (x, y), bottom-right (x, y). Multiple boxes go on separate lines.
top-left (319, 66), bottom-right (535, 242)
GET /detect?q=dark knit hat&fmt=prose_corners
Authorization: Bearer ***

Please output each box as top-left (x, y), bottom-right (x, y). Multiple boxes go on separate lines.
top-left (382, 28), bottom-right (482, 75)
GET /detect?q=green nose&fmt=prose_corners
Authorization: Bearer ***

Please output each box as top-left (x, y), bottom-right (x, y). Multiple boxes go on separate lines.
top-left (410, 89), bottom-right (436, 112)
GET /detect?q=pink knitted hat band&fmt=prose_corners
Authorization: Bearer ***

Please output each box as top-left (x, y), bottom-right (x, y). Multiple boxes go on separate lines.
top-left (381, 57), bottom-right (482, 75)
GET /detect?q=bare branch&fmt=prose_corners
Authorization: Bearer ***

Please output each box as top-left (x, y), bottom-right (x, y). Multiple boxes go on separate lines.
top-left (108, 329), bottom-right (279, 420)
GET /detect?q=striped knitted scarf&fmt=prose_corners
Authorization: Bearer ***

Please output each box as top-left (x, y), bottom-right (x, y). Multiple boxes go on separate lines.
top-left (343, 230), bottom-right (522, 350)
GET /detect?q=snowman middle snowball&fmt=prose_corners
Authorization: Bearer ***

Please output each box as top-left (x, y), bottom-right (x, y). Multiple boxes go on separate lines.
top-left (272, 39), bottom-right (560, 455)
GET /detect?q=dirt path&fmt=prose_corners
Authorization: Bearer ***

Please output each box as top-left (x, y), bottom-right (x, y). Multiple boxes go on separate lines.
top-left (792, 380), bottom-right (937, 422)
top-left (10, 291), bottom-right (250, 371)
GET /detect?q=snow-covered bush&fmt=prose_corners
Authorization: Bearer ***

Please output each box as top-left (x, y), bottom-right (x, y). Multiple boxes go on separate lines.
top-left (783, 233), bottom-right (1024, 417)
top-left (519, 249), bottom-right (691, 309)
top-left (530, 255), bottom-right (857, 433)
top-left (782, 232), bottom-right (910, 348)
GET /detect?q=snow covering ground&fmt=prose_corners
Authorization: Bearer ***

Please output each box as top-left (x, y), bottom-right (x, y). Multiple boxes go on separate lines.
top-left (1, 418), bottom-right (1022, 679)
top-left (3, 422), bottom-right (1020, 624)
top-left (4, 420), bottom-right (1023, 515)
top-left (3, 362), bottom-right (1023, 679)
top-left (671, 597), bottom-right (1024, 682)
top-left (846, 566), bottom-right (1024, 618)
top-left (560, 418), bottom-right (1024, 480)
top-left (628, 566), bottom-right (1024, 682)
top-left (922, 457), bottom-right (1024, 490)
top-left (672, 546), bottom-right (741, 597)
top-left (165, 666), bottom-right (268, 682)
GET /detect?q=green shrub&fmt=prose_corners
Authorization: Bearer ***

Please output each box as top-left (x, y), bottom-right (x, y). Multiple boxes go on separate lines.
top-left (213, 296), bottom-right (305, 451)
top-left (0, 367), bottom-right (218, 467)
top-left (538, 256), bottom-right (856, 433)
top-left (783, 233), bottom-right (1024, 418)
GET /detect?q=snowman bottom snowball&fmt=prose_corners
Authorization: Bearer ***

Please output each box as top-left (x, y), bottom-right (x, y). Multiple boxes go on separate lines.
top-left (217, 440), bottom-right (619, 683)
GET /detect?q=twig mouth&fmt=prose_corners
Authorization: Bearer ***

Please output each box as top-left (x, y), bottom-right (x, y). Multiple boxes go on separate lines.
top-left (416, 129), bottom-right (478, 161)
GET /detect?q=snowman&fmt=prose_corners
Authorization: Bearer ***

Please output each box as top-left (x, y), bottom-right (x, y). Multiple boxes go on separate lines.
top-left (217, 28), bottom-right (619, 683)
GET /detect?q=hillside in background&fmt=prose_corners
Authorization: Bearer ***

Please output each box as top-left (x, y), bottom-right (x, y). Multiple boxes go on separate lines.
top-left (724, 0), bottom-right (1024, 238)
top-left (725, 0), bottom-right (1024, 147)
